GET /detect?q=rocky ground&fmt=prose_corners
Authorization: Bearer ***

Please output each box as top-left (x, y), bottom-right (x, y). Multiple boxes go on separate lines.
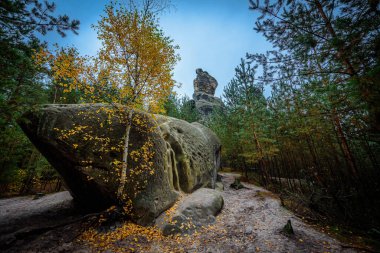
top-left (0, 173), bottom-right (369, 253)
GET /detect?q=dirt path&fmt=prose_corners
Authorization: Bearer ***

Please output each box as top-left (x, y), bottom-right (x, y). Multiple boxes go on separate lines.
top-left (0, 173), bottom-right (364, 252)
top-left (204, 173), bottom-right (358, 253)
top-left (144, 172), bottom-right (359, 253)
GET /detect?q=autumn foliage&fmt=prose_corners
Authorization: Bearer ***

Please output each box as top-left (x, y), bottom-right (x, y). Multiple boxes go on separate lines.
top-left (34, 0), bottom-right (180, 210)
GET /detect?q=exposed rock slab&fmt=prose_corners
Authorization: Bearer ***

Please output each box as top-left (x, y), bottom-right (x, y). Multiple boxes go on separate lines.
top-left (19, 104), bottom-right (221, 224)
top-left (155, 188), bottom-right (224, 236)
top-left (0, 191), bottom-right (74, 236)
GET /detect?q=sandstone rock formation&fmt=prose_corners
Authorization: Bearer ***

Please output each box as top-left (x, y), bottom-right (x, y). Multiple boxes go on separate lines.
top-left (19, 104), bottom-right (221, 225)
top-left (193, 68), bottom-right (218, 95)
top-left (192, 69), bottom-right (223, 117)
top-left (155, 188), bottom-right (224, 235)
top-left (156, 115), bottom-right (221, 193)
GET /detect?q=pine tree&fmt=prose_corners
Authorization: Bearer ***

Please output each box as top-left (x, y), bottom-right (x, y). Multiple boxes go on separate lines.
top-left (0, 0), bottom-right (79, 194)
top-left (243, 0), bottom-right (380, 228)
top-left (0, 0), bottom-right (79, 39)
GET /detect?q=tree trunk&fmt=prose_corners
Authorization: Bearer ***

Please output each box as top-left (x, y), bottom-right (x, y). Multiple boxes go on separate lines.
top-left (331, 110), bottom-right (359, 178)
top-left (117, 109), bottom-right (134, 199)
top-left (252, 128), bottom-right (269, 184)
top-left (311, 45), bottom-right (359, 179)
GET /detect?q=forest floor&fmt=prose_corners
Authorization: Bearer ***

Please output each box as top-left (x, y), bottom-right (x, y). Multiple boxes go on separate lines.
top-left (0, 173), bottom-right (373, 253)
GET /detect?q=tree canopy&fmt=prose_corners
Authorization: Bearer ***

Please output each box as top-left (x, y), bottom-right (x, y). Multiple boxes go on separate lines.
top-left (0, 0), bottom-right (80, 195)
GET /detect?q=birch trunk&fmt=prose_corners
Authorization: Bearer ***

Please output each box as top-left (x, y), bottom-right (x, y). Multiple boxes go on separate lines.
top-left (117, 109), bottom-right (134, 199)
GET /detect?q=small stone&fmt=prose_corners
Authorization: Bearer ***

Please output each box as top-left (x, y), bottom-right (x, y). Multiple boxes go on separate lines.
top-left (230, 178), bottom-right (244, 190)
top-left (282, 219), bottom-right (294, 235)
top-left (245, 226), bottom-right (254, 235)
top-left (215, 182), bottom-right (224, 192)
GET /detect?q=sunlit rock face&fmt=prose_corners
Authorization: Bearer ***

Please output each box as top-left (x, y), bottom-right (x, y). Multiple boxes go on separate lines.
top-left (192, 69), bottom-right (223, 117)
top-left (19, 104), bottom-right (221, 225)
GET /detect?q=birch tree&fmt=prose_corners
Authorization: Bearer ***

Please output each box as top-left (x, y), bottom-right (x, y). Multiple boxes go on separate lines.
top-left (36, 0), bottom-right (179, 206)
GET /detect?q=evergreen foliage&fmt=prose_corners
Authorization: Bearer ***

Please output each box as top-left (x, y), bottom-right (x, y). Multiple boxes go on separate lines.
top-left (0, 0), bottom-right (80, 39)
top-left (0, 0), bottom-right (79, 196)
top-left (164, 93), bottom-right (200, 122)
top-left (207, 0), bottom-right (380, 230)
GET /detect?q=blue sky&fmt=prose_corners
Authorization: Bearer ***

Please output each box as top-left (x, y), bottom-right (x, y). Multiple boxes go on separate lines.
top-left (42, 0), bottom-right (272, 98)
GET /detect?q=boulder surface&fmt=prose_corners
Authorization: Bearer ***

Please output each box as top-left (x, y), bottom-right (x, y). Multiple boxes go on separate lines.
top-left (19, 104), bottom-right (221, 224)
top-left (155, 188), bottom-right (224, 235)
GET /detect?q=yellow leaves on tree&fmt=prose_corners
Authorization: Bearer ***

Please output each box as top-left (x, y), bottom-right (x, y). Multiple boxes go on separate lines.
top-left (95, 2), bottom-right (179, 112)
top-left (94, 0), bottom-right (180, 201)
top-left (34, 0), bottom-right (180, 110)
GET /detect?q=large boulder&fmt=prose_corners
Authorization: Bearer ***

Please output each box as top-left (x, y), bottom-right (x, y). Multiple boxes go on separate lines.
top-left (19, 104), bottom-right (221, 225)
top-left (192, 69), bottom-right (223, 117)
top-left (155, 188), bottom-right (224, 235)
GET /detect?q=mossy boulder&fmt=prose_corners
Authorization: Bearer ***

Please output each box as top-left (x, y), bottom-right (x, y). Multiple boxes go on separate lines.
top-left (155, 188), bottom-right (224, 235)
top-left (19, 104), bottom-right (221, 224)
